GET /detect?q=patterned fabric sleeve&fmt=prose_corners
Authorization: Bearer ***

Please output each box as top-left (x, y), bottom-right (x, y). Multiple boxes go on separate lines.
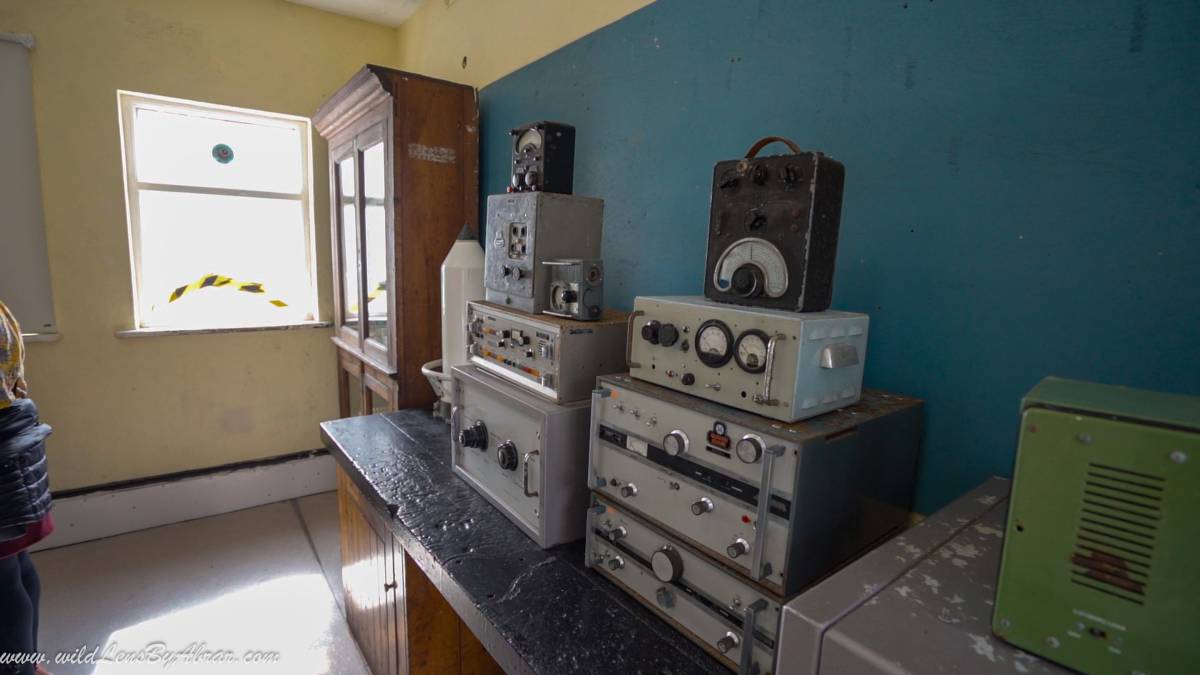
top-left (0, 300), bottom-right (28, 409)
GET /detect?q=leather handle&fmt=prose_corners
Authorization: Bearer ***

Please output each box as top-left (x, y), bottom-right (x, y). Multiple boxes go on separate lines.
top-left (744, 136), bottom-right (802, 158)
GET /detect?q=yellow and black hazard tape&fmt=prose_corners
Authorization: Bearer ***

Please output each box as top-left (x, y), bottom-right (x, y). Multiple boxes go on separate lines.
top-left (349, 280), bottom-right (388, 313)
top-left (168, 274), bottom-right (287, 307)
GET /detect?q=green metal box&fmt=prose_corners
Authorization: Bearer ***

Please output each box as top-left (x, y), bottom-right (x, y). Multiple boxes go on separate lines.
top-left (993, 377), bottom-right (1200, 675)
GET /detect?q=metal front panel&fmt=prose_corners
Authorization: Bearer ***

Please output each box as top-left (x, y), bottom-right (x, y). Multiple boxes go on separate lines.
top-left (466, 301), bottom-right (627, 404)
top-left (587, 497), bottom-right (779, 675)
top-left (628, 296), bottom-right (867, 423)
top-left (450, 365), bottom-right (591, 548)
top-left (993, 406), bottom-right (1200, 675)
top-left (484, 193), bottom-right (603, 314)
top-left (594, 377), bottom-right (922, 597)
top-left (591, 434), bottom-right (792, 594)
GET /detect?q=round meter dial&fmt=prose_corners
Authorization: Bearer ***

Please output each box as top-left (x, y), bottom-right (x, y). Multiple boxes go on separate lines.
top-left (516, 128), bottom-right (543, 154)
top-left (695, 320), bottom-right (734, 368)
top-left (734, 330), bottom-right (770, 373)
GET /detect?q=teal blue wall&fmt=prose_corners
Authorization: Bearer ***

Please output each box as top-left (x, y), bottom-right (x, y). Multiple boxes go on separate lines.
top-left (478, 0), bottom-right (1200, 513)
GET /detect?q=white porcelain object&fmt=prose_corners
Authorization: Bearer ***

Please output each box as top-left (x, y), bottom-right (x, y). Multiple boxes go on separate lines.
top-left (438, 226), bottom-right (484, 404)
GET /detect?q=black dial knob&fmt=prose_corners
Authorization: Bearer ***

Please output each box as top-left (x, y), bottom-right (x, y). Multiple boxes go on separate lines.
top-left (641, 320), bottom-right (661, 344)
top-left (681, 373), bottom-right (695, 386)
top-left (496, 441), bottom-right (518, 471)
top-left (651, 546), bottom-right (683, 583)
top-left (658, 323), bottom-right (679, 347)
top-left (458, 421), bottom-right (488, 450)
top-left (730, 265), bottom-right (764, 297)
top-left (560, 289), bottom-right (578, 303)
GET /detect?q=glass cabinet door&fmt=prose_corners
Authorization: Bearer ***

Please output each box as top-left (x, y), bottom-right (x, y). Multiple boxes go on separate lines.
top-left (334, 148), bottom-right (360, 335)
top-left (361, 139), bottom-right (388, 350)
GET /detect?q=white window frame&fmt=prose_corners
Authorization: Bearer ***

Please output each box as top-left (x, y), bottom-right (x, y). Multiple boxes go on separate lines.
top-left (116, 90), bottom-right (319, 331)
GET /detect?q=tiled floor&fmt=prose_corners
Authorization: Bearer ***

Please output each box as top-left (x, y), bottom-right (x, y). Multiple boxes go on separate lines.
top-left (29, 493), bottom-right (367, 675)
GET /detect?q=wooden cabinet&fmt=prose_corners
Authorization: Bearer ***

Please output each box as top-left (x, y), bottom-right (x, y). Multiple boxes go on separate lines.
top-left (315, 66), bottom-right (479, 416)
top-left (337, 467), bottom-right (502, 675)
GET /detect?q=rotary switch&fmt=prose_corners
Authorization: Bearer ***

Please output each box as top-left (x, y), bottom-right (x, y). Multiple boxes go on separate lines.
top-left (727, 538), bottom-right (750, 559)
top-left (496, 441), bottom-right (519, 471)
top-left (735, 435), bottom-right (764, 464)
top-left (606, 555), bottom-right (625, 571)
top-left (605, 525), bottom-right (627, 542)
top-left (690, 497), bottom-right (715, 516)
top-left (651, 546), bottom-right (683, 583)
top-left (458, 421), bottom-right (488, 450)
top-left (662, 430), bottom-right (689, 457)
top-left (641, 320), bottom-right (661, 344)
top-left (619, 483), bottom-right (638, 498)
top-left (716, 631), bottom-right (741, 654)
top-left (658, 323), bottom-right (679, 347)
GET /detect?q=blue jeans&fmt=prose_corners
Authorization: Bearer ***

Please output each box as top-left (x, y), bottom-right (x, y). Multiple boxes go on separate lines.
top-left (0, 551), bottom-right (39, 675)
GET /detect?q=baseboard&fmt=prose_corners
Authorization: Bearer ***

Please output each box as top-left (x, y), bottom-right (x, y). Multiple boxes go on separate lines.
top-left (30, 451), bottom-right (337, 552)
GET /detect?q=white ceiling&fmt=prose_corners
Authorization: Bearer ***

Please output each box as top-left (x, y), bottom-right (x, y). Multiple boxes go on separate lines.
top-left (285, 0), bottom-right (425, 27)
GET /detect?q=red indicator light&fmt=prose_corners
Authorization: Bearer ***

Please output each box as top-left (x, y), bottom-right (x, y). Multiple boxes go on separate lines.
top-left (741, 515), bottom-right (751, 524)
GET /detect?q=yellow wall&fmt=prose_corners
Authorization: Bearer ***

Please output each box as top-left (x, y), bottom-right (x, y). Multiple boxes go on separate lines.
top-left (395, 0), bottom-right (656, 87)
top-left (0, 0), bottom-right (651, 491)
top-left (0, 0), bottom-right (397, 490)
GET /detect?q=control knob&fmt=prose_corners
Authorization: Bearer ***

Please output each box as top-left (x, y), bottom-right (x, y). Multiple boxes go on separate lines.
top-left (658, 323), bottom-right (679, 347)
top-left (716, 631), bottom-right (741, 654)
top-left (606, 555), bottom-right (625, 571)
top-left (727, 538), bottom-right (750, 559)
top-left (496, 441), bottom-right (519, 471)
top-left (605, 525), bottom-right (627, 542)
top-left (735, 435), bottom-right (764, 464)
top-left (690, 497), bottom-right (714, 516)
top-left (730, 265), bottom-right (764, 298)
top-left (651, 546), bottom-right (683, 583)
top-left (662, 430), bottom-right (689, 457)
top-left (619, 483), bottom-right (638, 498)
top-left (641, 320), bottom-right (661, 344)
top-left (458, 421), bottom-right (488, 450)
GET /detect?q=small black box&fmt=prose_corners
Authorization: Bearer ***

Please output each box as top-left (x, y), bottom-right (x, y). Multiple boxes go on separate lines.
top-left (704, 136), bottom-right (845, 312)
top-left (510, 121), bottom-right (575, 194)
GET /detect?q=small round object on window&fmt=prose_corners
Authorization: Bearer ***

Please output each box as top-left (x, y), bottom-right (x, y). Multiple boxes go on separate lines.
top-left (212, 143), bottom-right (234, 164)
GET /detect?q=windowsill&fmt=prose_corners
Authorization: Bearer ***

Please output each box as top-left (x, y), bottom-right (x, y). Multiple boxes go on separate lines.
top-left (115, 321), bottom-right (332, 339)
top-left (21, 333), bottom-right (62, 343)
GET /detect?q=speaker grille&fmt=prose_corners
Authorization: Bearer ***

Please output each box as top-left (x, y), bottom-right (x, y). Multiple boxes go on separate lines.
top-left (1070, 462), bottom-right (1163, 605)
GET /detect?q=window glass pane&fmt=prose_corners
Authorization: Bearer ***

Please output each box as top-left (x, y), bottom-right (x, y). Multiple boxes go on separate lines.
top-left (362, 142), bottom-right (388, 347)
top-left (337, 157), bottom-right (359, 328)
top-left (137, 190), bottom-right (309, 328)
top-left (347, 371), bottom-right (363, 418)
top-left (133, 106), bottom-right (302, 194)
top-left (370, 388), bottom-right (388, 414)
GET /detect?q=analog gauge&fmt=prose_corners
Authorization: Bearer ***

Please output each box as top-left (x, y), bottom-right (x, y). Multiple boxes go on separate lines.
top-left (712, 237), bottom-right (789, 298)
top-left (516, 128), bottom-right (543, 154)
top-left (695, 320), bottom-right (734, 368)
top-left (734, 330), bottom-right (770, 373)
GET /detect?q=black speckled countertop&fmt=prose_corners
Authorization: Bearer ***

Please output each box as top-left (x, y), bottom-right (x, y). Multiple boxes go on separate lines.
top-left (320, 409), bottom-right (729, 675)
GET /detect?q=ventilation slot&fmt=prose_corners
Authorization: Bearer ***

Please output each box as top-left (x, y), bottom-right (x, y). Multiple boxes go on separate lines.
top-left (1069, 463), bottom-right (1163, 605)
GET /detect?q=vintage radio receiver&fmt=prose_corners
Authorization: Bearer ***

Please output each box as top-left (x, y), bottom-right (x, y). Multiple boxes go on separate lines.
top-left (629, 296), bottom-right (867, 423)
top-left (510, 121), bottom-right (576, 194)
top-left (992, 378), bottom-right (1200, 675)
top-left (589, 374), bottom-right (922, 597)
top-left (543, 258), bottom-right (604, 321)
top-left (588, 495), bottom-right (781, 675)
top-left (484, 192), bottom-right (603, 315)
top-left (466, 300), bottom-right (627, 403)
top-left (704, 137), bottom-right (845, 312)
top-left (450, 365), bottom-right (591, 549)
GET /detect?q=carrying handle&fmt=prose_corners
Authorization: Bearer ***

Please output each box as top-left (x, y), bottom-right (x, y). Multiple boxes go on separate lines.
top-left (744, 136), bottom-right (803, 158)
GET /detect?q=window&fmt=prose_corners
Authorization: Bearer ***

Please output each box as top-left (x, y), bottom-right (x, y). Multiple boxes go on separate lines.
top-left (118, 91), bottom-right (317, 330)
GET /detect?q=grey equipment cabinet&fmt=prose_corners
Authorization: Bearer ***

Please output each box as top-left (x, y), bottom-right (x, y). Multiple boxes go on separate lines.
top-left (775, 477), bottom-right (1067, 675)
top-left (483, 192), bottom-right (603, 314)
top-left (450, 364), bottom-right (591, 548)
